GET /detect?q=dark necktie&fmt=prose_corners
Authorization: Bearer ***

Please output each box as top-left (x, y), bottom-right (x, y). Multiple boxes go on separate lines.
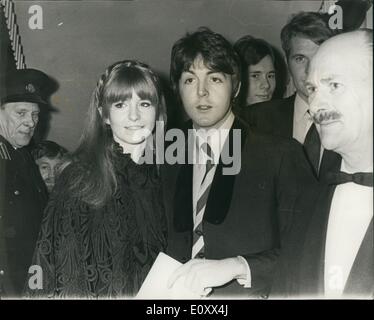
top-left (304, 123), bottom-right (321, 176)
top-left (325, 171), bottom-right (373, 187)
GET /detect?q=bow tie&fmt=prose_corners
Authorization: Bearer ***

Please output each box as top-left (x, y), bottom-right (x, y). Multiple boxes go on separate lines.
top-left (325, 171), bottom-right (373, 187)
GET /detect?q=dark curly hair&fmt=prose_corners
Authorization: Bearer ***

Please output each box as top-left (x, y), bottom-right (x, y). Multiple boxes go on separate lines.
top-left (170, 27), bottom-right (241, 103)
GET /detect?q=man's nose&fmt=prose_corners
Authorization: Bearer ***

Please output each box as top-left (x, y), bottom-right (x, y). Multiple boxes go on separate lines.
top-left (197, 80), bottom-right (208, 98)
top-left (128, 103), bottom-right (140, 121)
top-left (309, 90), bottom-right (329, 115)
top-left (24, 114), bottom-right (37, 128)
top-left (260, 76), bottom-right (270, 90)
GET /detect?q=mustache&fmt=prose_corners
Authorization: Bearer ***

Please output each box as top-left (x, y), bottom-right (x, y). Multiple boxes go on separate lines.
top-left (312, 111), bottom-right (341, 124)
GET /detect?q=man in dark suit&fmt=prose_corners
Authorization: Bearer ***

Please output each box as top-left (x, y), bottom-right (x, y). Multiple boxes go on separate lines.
top-left (0, 69), bottom-right (49, 297)
top-left (164, 27), bottom-right (314, 298)
top-left (242, 12), bottom-right (341, 178)
top-left (273, 30), bottom-right (373, 299)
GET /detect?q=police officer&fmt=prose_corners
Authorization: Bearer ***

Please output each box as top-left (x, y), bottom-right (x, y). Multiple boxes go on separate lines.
top-left (0, 69), bottom-right (49, 298)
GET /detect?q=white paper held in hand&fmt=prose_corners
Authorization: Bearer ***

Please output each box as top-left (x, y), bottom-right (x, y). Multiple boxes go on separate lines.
top-left (136, 252), bottom-right (202, 299)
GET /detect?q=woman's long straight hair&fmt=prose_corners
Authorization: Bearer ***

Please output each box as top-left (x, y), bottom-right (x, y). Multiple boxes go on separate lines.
top-left (65, 60), bottom-right (167, 208)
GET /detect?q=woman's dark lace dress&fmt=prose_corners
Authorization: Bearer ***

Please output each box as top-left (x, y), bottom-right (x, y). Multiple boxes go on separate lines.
top-left (30, 143), bottom-right (167, 298)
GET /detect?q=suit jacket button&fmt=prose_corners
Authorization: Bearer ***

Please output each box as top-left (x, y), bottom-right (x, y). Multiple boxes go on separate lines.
top-left (197, 252), bottom-right (205, 259)
top-left (258, 182), bottom-right (266, 190)
top-left (260, 294), bottom-right (269, 299)
top-left (0, 270), bottom-right (4, 276)
top-left (14, 190), bottom-right (20, 196)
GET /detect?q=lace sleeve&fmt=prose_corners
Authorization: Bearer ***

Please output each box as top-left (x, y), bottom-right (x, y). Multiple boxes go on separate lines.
top-left (25, 164), bottom-right (90, 298)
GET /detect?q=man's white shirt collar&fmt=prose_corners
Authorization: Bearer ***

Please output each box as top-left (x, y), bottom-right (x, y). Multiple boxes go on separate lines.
top-left (193, 111), bottom-right (235, 164)
top-left (294, 93), bottom-right (310, 123)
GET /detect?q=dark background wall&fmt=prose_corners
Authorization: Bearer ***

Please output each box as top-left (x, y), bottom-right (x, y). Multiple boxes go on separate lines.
top-left (9, 0), bottom-right (372, 151)
top-left (0, 5), bottom-right (16, 98)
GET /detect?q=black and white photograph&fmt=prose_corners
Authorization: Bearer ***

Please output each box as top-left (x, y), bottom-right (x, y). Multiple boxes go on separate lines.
top-left (0, 0), bottom-right (373, 308)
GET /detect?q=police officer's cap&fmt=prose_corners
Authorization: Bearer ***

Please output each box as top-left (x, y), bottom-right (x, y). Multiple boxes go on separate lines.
top-left (0, 68), bottom-right (50, 106)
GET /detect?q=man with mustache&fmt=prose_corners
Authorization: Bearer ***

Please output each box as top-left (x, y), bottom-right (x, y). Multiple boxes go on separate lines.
top-left (0, 69), bottom-right (49, 297)
top-left (242, 12), bottom-right (341, 178)
top-left (272, 30), bottom-right (373, 298)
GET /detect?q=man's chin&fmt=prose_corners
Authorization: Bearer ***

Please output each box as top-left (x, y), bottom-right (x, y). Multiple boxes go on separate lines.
top-left (320, 134), bottom-right (339, 151)
top-left (13, 139), bottom-right (31, 148)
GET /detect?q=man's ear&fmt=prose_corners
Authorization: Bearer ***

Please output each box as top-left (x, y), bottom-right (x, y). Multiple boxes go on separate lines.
top-left (234, 81), bottom-right (241, 98)
top-left (98, 106), bottom-right (110, 125)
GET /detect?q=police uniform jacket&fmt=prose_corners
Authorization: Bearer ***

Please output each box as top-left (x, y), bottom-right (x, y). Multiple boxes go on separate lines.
top-left (0, 135), bottom-right (48, 297)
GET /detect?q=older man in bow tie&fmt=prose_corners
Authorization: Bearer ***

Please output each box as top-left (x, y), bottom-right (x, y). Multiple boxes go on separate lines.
top-left (272, 29), bottom-right (373, 299)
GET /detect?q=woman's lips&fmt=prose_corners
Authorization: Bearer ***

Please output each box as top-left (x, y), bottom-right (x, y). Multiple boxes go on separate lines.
top-left (125, 125), bottom-right (144, 130)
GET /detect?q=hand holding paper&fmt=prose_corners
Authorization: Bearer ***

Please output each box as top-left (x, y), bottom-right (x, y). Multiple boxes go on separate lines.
top-left (167, 257), bottom-right (248, 296)
top-left (136, 252), bottom-right (202, 299)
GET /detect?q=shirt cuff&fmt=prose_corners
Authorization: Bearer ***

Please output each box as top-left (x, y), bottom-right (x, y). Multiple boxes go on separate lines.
top-left (236, 256), bottom-right (252, 288)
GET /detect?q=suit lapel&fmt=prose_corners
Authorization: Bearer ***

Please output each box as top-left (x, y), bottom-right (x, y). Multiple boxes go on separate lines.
top-left (204, 118), bottom-right (248, 225)
top-left (280, 94), bottom-right (295, 138)
top-left (319, 149), bottom-right (342, 178)
top-left (173, 117), bottom-right (249, 230)
top-left (284, 95), bottom-right (296, 138)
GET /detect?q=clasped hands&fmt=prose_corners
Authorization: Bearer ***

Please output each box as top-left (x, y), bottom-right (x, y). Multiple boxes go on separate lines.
top-left (167, 257), bottom-right (248, 297)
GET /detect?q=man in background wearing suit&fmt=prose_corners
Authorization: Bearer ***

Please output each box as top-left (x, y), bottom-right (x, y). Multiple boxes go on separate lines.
top-left (242, 12), bottom-right (340, 178)
top-left (273, 30), bottom-right (373, 298)
top-left (163, 27), bottom-right (313, 298)
top-left (0, 69), bottom-right (49, 297)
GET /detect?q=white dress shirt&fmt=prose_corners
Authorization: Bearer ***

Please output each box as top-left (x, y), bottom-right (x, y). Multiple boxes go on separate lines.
top-left (324, 161), bottom-right (373, 298)
top-left (192, 111), bottom-right (251, 287)
top-left (292, 94), bottom-right (313, 144)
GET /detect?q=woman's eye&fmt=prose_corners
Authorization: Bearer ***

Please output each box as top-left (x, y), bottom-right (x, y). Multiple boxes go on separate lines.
top-left (250, 74), bottom-right (260, 79)
top-left (140, 101), bottom-right (151, 108)
top-left (268, 73), bottom-right (276, 79)
top-left (113, 102), bottom-right (126, 108)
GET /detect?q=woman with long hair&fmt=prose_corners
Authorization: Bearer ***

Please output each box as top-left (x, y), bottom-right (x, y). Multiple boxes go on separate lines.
top-left (30, 60), bottom-right (167, 298)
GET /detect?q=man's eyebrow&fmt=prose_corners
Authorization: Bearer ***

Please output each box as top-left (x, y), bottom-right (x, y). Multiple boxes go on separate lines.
top-left (320, 75), bottom-right (341, 83)
top-left (15, 107), bottom-right (30, 112)
top-left (291, 53), bottom-right (305, 58)
top-left (249, 70), bottom-right (275, 74)
top-left (207, 70), bottom-right (227, 77)
top-left (182, 69), bottom-right (227, 77)
top-left (182, 69), bottom-right (195, 75)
